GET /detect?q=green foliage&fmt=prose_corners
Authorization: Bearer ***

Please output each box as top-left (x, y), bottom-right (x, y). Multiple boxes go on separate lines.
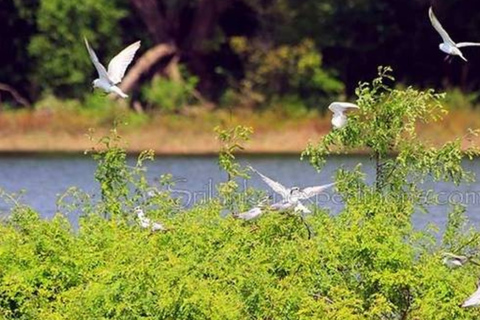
top-left (215, 124), bottom-right (253, 182)
top-left (443, 88), bottom-right (480, 110)
top-left (85, 126), bottom-right (174, 217)
top-left (20, 0), bottom-right (126, 97)
top-left (214, 125), bottom-right (254, 211)
top-left (303, 67), bottom-right (477, 202)
top-left (227, 37), bottom-right (344, 108)
top-left (1, 177), bottom-right (480, 318)
top-left (142, 72), bottom-right (199, 112)
top-left (2, 70), bottom-right (480, 318)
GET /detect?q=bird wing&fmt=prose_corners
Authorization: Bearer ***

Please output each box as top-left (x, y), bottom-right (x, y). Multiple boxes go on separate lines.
top-left (428, 7), bottom-right (456, 46)
top-left (457, 42), bottom-right (480, 48)
top-left (248, 166), bottom-right (289, 198)
top-left (328, 102), bottom-right (359, 115)
top-left (84, 38), bottom-right (110, 81)
top-left (462, 286), bottom-right (480, 307)
top-left (235, 207), bottom-right (262, 220)
top-left (107, 41), bottom-right (141, 84)
top-left (299, 183), bottom-right (336, 200)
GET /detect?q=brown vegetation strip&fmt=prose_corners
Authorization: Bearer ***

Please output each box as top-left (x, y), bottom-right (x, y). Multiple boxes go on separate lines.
top-left (0, 108), bottom-right (478, 154)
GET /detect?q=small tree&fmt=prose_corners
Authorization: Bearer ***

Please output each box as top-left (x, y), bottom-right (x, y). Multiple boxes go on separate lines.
top-left (303, 66), bottom-right (478, 210)
top-left (215, 125), bottom-right (256, 212)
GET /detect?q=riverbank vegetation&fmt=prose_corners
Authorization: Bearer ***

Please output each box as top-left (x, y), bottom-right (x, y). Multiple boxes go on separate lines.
top-left (1, 68), bottom-right (480, 318)
top-left (0, 89), bottom-right (480, 154)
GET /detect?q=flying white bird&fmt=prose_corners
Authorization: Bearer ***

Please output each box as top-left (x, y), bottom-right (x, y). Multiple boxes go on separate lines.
top-left (462, 280), bottom-right (480, 308)
top-left (233, 197), bottom-right (271, 221)
top-left (428, 7), bottom-right (480, 62)
top-left (84, 38), bottom-right (141, 98)
top-left (328, 102), bottom-right (359, 129)
top-left (248, 165), bottom-right (335, 214)
top-left (134, 207), bottom-right (166, 232)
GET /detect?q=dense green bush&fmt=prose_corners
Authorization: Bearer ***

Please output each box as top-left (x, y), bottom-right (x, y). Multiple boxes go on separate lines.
top-left (1, 68), bottom-right (480, 319)
top-left (142, 73), bottom-right (199, 112)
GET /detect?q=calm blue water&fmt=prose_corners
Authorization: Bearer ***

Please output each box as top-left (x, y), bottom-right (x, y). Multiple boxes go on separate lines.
top-left (0, 154), bottom-right (479, 231)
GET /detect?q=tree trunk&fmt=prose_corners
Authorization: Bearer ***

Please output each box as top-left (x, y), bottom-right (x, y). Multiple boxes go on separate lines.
top-left (185, 0), bottom-right (233, 95)
top-left (128, 0), bottom-right (169, 43)
top-left (127, 0), bottom-right (233, 99)
top-left (187, 0), bottom-right (231, 50)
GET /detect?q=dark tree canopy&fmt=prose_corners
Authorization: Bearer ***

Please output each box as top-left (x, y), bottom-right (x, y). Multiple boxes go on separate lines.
top-left (3, 0), bottom-right (480, 107)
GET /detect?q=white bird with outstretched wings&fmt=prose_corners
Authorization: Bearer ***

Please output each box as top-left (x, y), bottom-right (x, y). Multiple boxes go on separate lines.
top-left (84, 38), bottom-right (141, 98)
top-left (428, 7), bottom-right (480, 62)
top-left (248, 166), bottom-right (335, 214)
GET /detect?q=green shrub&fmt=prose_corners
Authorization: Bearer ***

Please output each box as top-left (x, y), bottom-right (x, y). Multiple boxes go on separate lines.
top-left (142, 73), bottom-right (199, 112)
top-left (443, 88), bottom-right (479, 110)
top-left (1, 67), bottom-right (480, 319)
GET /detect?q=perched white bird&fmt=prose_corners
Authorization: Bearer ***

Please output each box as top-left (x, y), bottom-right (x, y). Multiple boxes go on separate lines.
top-left (233, 207), bottom-right (263, 221)
top-left (248, 166), bottom-right (335, 214)
top-left (84, 38), bottom-right (141, 98)
top-left (462, 280), bottom-right (480, 308)
top-left (428, 7), bottom-right (480, 62)
top-left (134, 207), bottom-right (166, 232)
top-left (328, 102), bottom-right (359, 129)
top-left (442, 253), bottom-right (469, 268)
top-left (233, 197), bottom-right (270, 221)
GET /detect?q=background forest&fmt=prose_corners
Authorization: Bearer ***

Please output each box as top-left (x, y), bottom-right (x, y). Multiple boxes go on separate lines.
top-left (2, 0), bottom-right (480, 111)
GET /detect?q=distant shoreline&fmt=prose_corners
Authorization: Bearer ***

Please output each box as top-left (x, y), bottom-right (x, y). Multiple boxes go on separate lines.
top-left (0, 107), bottom-right (478, 155)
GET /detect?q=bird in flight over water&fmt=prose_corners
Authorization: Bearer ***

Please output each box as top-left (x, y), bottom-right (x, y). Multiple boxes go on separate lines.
top-left (428, 7), bottom-right (480, 62)
top-left (328, 102), bottom-right (359, 130)
top-left (84, 38), bottom-right (141, 98)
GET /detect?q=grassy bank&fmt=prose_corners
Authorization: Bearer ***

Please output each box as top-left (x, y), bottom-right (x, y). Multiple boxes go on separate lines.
top-left (0, 102), bottom-right (479, 154)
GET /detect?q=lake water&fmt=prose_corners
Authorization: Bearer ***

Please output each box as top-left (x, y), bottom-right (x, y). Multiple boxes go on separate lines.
top-left (0, 154), bottom-right (479, 232)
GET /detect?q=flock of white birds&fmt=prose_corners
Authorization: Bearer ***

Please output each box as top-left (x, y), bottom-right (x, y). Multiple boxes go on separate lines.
top-left (84, 6), bottom-right (480, 308)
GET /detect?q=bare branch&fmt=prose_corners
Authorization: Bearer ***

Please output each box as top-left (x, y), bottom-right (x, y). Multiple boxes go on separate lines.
top-left (0, 83), bottom-right (30, 108)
